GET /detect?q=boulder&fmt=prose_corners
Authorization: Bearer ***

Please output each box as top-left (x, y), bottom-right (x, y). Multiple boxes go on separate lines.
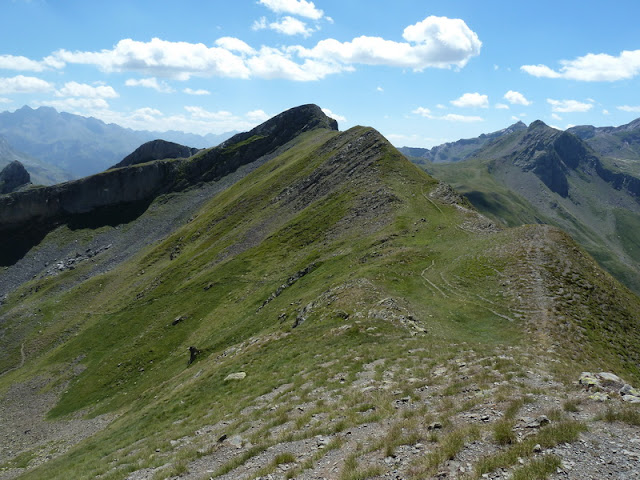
top-left (224, 372), bottom-right (246, 381)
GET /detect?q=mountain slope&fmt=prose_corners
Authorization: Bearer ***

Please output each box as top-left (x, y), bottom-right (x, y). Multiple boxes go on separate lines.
top-left (0, 106), bottom-right (234, 178)
top-left (399, 121), bottom-right (526, 163)
top-left (422, 120), bottom-right (640, 294)
top-left (0, 106), bottom-right (639, 480)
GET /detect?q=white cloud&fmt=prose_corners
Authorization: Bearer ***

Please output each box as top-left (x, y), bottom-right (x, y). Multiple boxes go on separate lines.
top-left (376, 86), bottom-right (384, 92)
top-left (246, 109), bottom-right (270, 123)
top-left (412, 107), bottom-right (432, 117)
top-left (215, 37), bottom-right (256, 55)
top-left (54, 38), bottom-right (251, 80)
top-left (503, 90), bottom-right (531, 106)
top-left (0, 54), bottom-right (64, 72)
top-left (183, 87), bottom-right (211, 95)
top-left (511, 116), bottom-right (520, 121)
top-left (43, 16), bottom-right (480, 82)
top-left (436, 104), bottom-right (446, 109)
top-left (298, 16), bottom-right (481, 71)
top-left (0, 54), bottom-right (46, 72)
top-left (451, 92), bottom-right (488, 108)
top-left (412, 107), bottom-right (483, 122)
top-left (55, 81), bottom-right (118, 98)
top-left (441, 113), bottom-right (483, 122)
top-left (386, 133), bottom-right (441, 148)
top-left (602, 109), bottom-right (610, 115)
top-left (38, 97), bottom-right (110, 111)
top-left (87, 106), bottom-right (267, 135)
top-left (254, 16), bottom-right (314, 37)
top-left (551, 113), bottom-right (562, 121)
top-left (258, 0), bottom-right (324, 20)
top-left (521, 49), bottom-right (640, 81)
top-left (321, 107), bottom-right (346, 122)
top-left (0, 97), bottom-right (11, 104)
top-left (125, 77), bottom-right (174, 93)
top-left (617, 105), bottom-right (640, 113)
top-left (184, 106), bottom-right (233, 120)
top-left (547, 99), bottom-right (593, 113)
top-left (495, 103), bottom-right (509, 110)
top-left (0, 75), bottom-right (53, 94)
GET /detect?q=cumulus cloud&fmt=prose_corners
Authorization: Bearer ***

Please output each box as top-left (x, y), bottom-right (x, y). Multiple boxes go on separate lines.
top-left (495, 103), bottom-right (509, 110)
top-left (258, 0), bottom-right (324, 20)
top-left (551, 113), bottom-right (562, 121)
top-left (31, 15), bottom-right (479, 82)
top-left (253, 15), bottom-right (314, 37)
top-left (376, 86), bottom-right (384, 92)
top-left (54, 38), bottom-right (251, 80)
top-left (412, 106), bottom-right (483, 122)
top-left (547, 99), bottom-right (593, 113)
top-left (183, 87), bottom-right (210, 95)
top-left (298, 16), bottom-right (481, 71)
top-left (214, 37), bottom-right (256, 55)
top-left (450, 92), bottom-right (488, 108)
top-left (0, 97), bottom-right (11, 104)
top-left (0, 75), bottom-right (53, 94)
top-left (246, 109), bottom-right (270, 123)
top-left (125, 77), bottom-right (174, 93)
top-left (55, 81), bottom-right (118, 98)
top-left (321, 107), bottom-right (346, 122)
top-left (503, 90), bottom-right (531, 106)
top-left (412, 107), bottom-right (432, 117)
top-left (521, 49), bottom-right (640, 81)
top-left (0, 54), bottom-right (64, 72)
top-left (618, 105), bottom-right (640, 113)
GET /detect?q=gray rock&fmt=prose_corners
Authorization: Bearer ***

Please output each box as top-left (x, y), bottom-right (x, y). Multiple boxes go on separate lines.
top-left (224, 372), bottom-right (247, 381)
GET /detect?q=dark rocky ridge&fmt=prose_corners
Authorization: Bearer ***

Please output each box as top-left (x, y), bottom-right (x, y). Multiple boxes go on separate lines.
top-left (0, 161), bottom-right (30, 194)
top-left (111, 139), bottom-right (200, 169)
top-left (0, 105), bottom-right (338, 264)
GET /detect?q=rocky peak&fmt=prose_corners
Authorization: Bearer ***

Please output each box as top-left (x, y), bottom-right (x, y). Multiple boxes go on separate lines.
top-left (111, 139), bottom-right (200, 169)
top-left (220, 104), bottom-right (338, 152)
top-left (0, 160), bottom-right (30, 194)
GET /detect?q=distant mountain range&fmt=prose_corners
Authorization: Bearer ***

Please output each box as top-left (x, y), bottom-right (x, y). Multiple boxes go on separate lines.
top-left (0, 106), bottom-right (235, 181)
top-left (404, 117), bottom-right (640, 294)
top-left (399, 121), bottom-right (527, 163)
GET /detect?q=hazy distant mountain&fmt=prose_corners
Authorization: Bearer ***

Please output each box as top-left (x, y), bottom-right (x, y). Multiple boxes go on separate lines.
top-left (0, 134), bottom-right (73, 185)
top-left (0, 106), bottom-right (235, 179)
top-left (399, 121), bottom-right (527, 163)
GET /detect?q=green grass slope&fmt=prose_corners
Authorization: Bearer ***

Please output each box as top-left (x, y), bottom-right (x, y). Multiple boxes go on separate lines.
top-left (1, 121), bottom-right (639, 479)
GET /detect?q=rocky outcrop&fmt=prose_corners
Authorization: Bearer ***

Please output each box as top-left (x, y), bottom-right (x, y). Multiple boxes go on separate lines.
top-left (0, 160), bottom-right (30, 194)
top-left (0, 105), bottom-right (338, 233)
top-left (111, 139), bottom-right (200, 169)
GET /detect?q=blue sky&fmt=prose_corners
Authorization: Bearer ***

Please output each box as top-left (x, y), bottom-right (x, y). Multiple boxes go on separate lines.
top-left (1, 0), bottom-right (639, 147)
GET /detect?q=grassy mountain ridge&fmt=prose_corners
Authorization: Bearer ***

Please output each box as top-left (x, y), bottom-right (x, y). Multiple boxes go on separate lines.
top-left (1, 107), bottom-right (639, 479)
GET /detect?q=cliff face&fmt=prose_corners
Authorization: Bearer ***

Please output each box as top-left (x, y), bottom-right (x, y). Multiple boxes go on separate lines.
top-left (0, 105), bottom-right (338, 233)
top-left (0, 161), bottom-right (30, 194)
